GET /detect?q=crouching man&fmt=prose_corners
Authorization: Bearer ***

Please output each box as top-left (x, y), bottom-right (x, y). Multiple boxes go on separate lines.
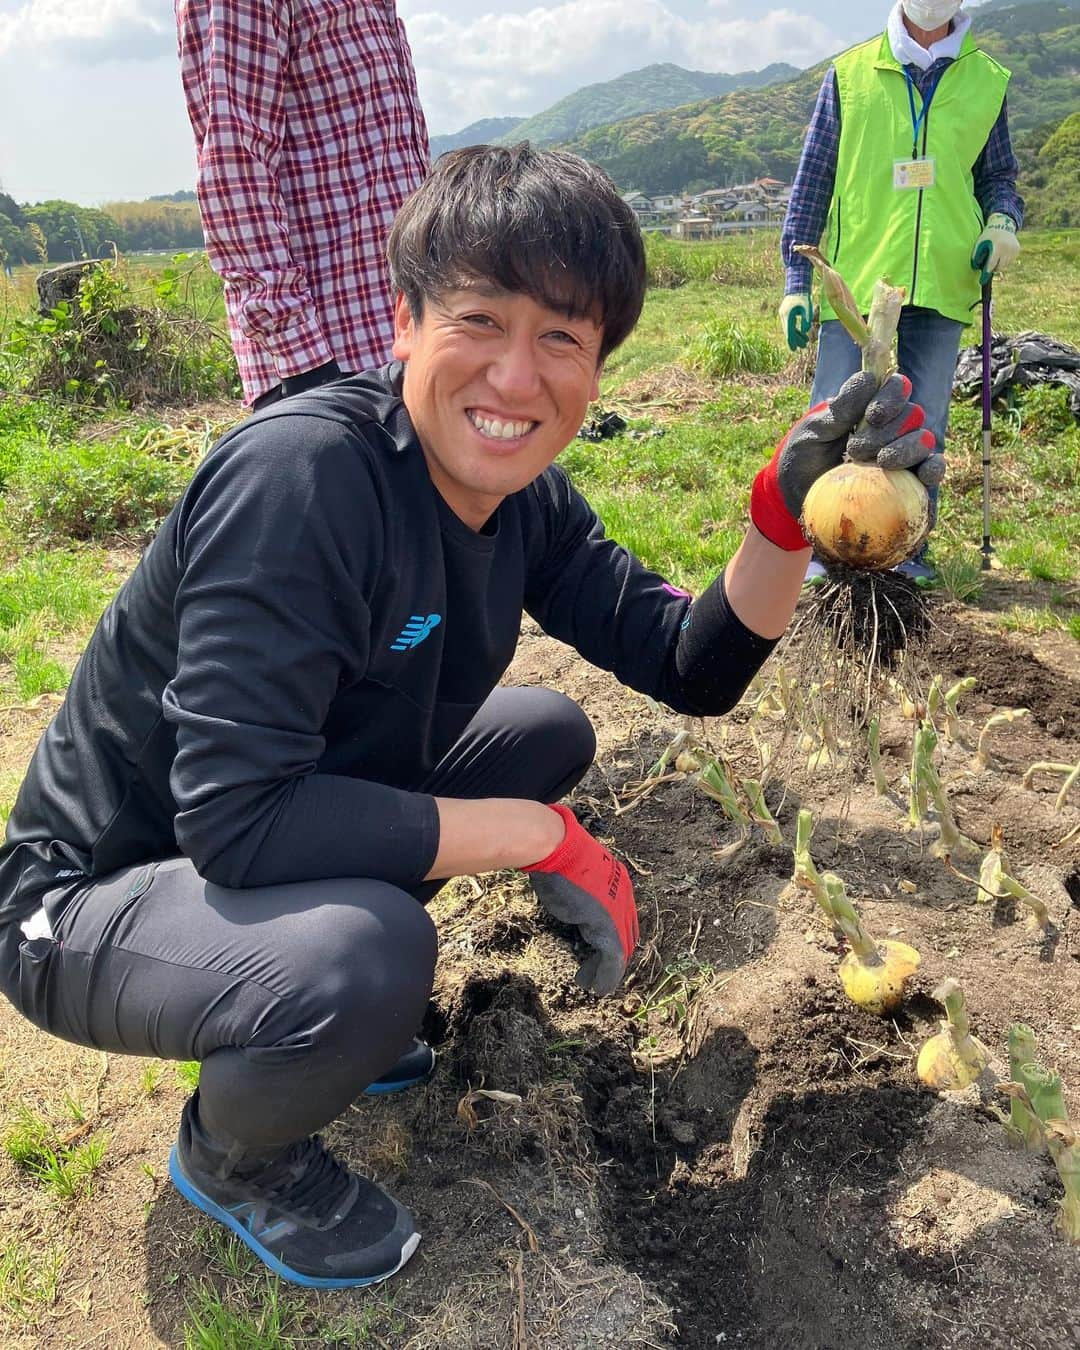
top-left (0, 145), bottom-right (941, 1289)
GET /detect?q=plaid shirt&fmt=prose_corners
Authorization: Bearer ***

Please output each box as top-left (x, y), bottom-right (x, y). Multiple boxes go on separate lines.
top-left (782, 63), bottom-right (1024, 295)
top-left (176, 0), bottom-right (429, 404)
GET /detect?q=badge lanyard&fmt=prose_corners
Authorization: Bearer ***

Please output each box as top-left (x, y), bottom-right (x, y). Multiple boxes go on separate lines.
top-left (904, 68), bottom-right (941, 156)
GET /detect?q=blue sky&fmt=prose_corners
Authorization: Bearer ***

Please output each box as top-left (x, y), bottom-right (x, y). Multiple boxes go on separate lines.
top-left (0, 1), bottom-right (916, 204)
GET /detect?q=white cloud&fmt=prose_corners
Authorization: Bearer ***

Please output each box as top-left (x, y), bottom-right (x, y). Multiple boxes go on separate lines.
top-left (398, 2), bottom-right (845, 133)
top-left (0, 0), bottom-right (172, 63)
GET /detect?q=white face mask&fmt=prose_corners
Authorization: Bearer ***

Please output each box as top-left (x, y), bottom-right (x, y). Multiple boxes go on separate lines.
top-left (903, 0), bottom-right (961, 29)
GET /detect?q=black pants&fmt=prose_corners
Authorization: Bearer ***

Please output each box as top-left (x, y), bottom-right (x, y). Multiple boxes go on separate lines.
top-left (1, 688), bottom-right (594, 1162)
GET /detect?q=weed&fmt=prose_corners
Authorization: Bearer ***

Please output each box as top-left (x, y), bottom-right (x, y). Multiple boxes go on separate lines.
top-left (176, 1060), bottom-right (201, 1092)
top-left (1018, 383), bottom-right (1075, 441)
top-left (2, 1104), bottom-right (108, 1201)
top-left (195, 1225), bottom-right (260, 1282)
top-left (6, 436), bottom-right (187, 542)
top-left (0, 1237), bottom-right (65, 1323)
top-left (35, 1134), bottom-right (108, 1201)
top-left (686, 320), bottom-right (784, 379)
top-left (0, 547), bottom-right (117, 700)
top-left (318, 1294), bottom-right (408, 1343)
top-left (631, 952), bottom-right (716, 1032)
top-left (935, 553), bottom-right (985, 603)
top-left (0, 548), bottom-right (115, 630)
top-left (140, 1063), bottom-right (165, 1097)
top-left (9, 647), bottom-right (68, 701)
top-left (5, 255), bottom-right (238, 406)
top-left (1068, 614), bottom-right (1080, 641)
top-left (3, 1104), bottom-right (51, 1167)
top-left (182, 1276), bottom-right (294, 1350)
top-left (998, 605), bottom-right (1064, 636)
top-left (644, 234), bottom-right (776, 290)
top-left (62, 1094), bottom-right (87, 1124)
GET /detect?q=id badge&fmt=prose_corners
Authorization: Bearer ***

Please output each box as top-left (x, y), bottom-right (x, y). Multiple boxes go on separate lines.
top-left (894, 158), bottom-right (936, 190)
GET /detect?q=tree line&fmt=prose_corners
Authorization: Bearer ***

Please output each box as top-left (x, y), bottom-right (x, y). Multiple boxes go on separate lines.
top-left (0, 192), bottom-right (204, 268)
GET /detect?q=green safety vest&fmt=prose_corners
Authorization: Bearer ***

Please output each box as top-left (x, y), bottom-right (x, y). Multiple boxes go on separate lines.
top-left (820, 31), bottom-right (1009, 326)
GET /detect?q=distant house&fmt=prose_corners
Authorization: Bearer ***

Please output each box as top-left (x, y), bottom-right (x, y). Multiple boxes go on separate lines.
top-left (673, 212), bottom-right (712, 242)
top-left (623, 179), bottom-right (791, 236)
top-left (621, 190), bottom-right (668, 231)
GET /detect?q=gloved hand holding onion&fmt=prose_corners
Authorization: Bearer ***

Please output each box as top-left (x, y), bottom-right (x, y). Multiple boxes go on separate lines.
top-left (787, 247), bottom-right (945, 570)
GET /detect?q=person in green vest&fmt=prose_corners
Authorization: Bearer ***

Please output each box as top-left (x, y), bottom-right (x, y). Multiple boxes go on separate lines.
top-left (780, 1), bottom-right (1024, 585)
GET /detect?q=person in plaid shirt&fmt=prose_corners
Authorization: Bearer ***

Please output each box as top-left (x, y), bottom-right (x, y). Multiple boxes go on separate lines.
top-left (175, 0), bottom-right (429, 407)
top-left (780, 1), bottom-right (1023, 585)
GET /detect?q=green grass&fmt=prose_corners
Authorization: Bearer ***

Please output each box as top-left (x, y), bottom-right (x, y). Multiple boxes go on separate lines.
top-left (183, 1276), bottom-right (293, 1350)
top-left (997, 604), bottom-right (1071, 636)
top-left (180, 1228), bottom-right (406, 1347)
top-left (2, 1103), bottom-right (108, 1201)
top-left (5, 434), bottom-right (189, 542)
top-left (686, 320), bottom-right (785, 379)
top-left (0, 1236), bottom-right (65, 1323)
top-left (0, 544), bottom-right (119, 701)
top-left (176, 1061), bottom-right (202, 1092)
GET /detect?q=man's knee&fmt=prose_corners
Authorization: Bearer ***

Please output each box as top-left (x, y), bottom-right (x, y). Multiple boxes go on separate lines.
top-left (518, 687), bottom-right (596, 781)
top-left (282, 882), bottom-right (437, 1047)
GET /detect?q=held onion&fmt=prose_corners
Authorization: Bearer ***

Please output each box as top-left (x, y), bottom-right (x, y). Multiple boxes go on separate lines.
top-left (801, 462), bottom-right (930, 571)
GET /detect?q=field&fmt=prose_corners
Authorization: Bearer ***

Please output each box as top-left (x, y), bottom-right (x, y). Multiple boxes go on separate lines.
top-left (0, 233), bottom-right (1079, 1348)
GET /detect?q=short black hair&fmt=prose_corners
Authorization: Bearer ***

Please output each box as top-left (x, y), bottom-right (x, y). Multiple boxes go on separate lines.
top-left (388, 143), bottom-right (646, 363)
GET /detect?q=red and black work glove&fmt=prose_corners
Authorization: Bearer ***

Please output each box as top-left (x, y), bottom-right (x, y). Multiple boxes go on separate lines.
top-left (749, 371), bottom-right (944, 549)
top-left (523, 804), bottom-right (639, 997)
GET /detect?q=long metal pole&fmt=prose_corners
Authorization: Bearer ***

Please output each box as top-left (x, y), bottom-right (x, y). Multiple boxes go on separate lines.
top-left (980, 279), bottom-right (994, 570)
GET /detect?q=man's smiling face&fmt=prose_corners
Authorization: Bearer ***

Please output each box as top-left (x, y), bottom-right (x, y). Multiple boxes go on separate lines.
top-left (393, 285), bottom-right (603, 531)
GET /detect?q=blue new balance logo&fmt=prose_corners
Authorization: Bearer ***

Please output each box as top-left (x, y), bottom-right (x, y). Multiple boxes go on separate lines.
top-left (390, 614), bottom-right (442, 652)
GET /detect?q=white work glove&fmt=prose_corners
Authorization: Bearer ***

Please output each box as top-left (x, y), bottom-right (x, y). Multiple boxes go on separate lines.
top-left (971, 212), bottom-right (1020, 286)
top-left (778, 293), bottom-right (813, 351)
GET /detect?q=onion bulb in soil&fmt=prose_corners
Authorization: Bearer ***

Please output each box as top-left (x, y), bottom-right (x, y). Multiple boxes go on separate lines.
top-left (802, 462), bottom-right (930, 571)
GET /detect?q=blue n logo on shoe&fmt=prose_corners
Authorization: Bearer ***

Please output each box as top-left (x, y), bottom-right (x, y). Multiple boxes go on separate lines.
top-left (390, 613), bottom-right (442, 652)
top-left (228, 1200), bottom-right (294, 1244)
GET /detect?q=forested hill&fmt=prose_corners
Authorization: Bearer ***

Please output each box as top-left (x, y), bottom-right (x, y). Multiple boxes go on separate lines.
top-left (486, 61), bottom-right (798, 151)
top-left (429, 117), bottom-right (525, 158)
top-left (559, 0), bottom-right (1080, 217)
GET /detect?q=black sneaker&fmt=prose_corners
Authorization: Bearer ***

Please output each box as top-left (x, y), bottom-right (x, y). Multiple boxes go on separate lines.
top-left (362, 1038), bottom-right (436, 1096)
top-left (169, 1134), bottom-right (419, 1289)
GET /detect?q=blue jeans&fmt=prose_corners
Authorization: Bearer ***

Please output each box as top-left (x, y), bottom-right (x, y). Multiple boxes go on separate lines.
top-left (810, 306), bottom-right (964, 550)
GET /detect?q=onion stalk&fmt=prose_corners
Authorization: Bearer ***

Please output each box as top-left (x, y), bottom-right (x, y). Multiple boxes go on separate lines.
top-left (916, 978), bottom-right (990, 1090)
top-left (943, 677), bottom-right (976, 746)
top-left (1045, 1119), bottom-right (1080, 1243)
top-left (743, 779), bottom-right (783, 846)
top-left (823, 873), bottom-right (920, 1015)
top-left (972, 709), bottom-right (1029, 772)
top-left (792, 248), bottom-right (927, 572)
top-left (690, 755), bottom-right (751, 828)
top-left (867, 717), bottom-right (890, 796)
top-left (976, 823), bottom-right (1049, 931)
top-left (1001, 1064), bottom-right (1080, 1242)
top-left (1022, 759), bottom-right (1080, 814)
top-left (1002, 1026), bottom-right (1046, 1149)
top-left (910, 723), bottom-right (978, 858)
top-left (908, 723), bottom-right (934, 830)
top-left (792, 809), bottom-right (835, 923)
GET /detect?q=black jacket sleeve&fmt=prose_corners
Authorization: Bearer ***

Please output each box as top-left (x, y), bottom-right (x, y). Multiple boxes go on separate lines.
top-left (523, 467), bottom-right (776, 717)
top-left (162, 414), bottom-right (439, 890)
